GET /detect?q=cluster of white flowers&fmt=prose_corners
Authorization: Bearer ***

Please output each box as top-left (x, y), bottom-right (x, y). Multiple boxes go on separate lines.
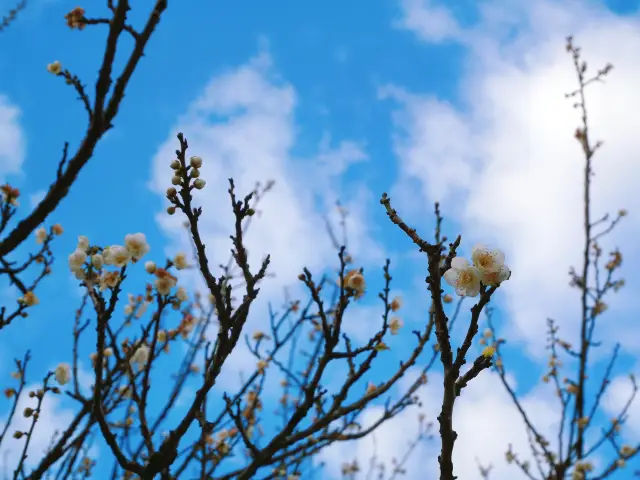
top-left (444, 244), bottom-right (511, 297)
top-left (68, 233), bottom-right (150, 280)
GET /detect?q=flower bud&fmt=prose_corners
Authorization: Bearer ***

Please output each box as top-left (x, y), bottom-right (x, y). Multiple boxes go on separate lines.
top-left (190, 156), bottom-right (203, 168)
top-left (91, 254), bottom-right (104, 269)
top-left (193, 179), bottom-right (206, 190)
top-left (170, 160), bottom-right (180, 169)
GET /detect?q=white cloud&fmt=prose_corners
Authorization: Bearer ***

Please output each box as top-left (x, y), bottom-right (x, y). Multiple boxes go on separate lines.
top-left (0, 95), bottom-right (25, 183)
top-left (340, 303), bottom-right (385, 344)
top-left (148, 46), bottom-right (383, 383)
top-left (394, 0), bottom-right (463, 43)
top-left (320, 369), bottom-right (567, 479)
top-left (320, 402), bottom-right (432, 479)
top-left (387, 0), bottom-right (640, 358)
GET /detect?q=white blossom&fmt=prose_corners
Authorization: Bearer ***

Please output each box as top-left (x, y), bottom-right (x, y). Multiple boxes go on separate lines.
top-left (55, 363), bottom-right (71, 385)
top-left (444, 257), bottom-right (482, 297)
top-left (176, 287), bottom-right (188, 302)
top-left (124, 233), bottom-right (150, 261)
top-left (471, 244), bottom-right (511, 286)
top-left (35, 227), bottom-right (47, 244)
top-left (69, 249), bottom-right (87, 272)
top-left (104, 245), bottom-right (130, 268)
top-left (480, 265), bottom-right (512, 286)
top-left (77, 235), bottom-right (90, 252)
top-left (47, 61), bottom-right (62, 75)
top-left (130, 344), bottom-right (150, 370)
top-left (155, 275), bottom-right (177, 295)
top-left (91, 254), bottom-right (104, 269)
top-left (471, 244), bottom-right (505, 274)
top-left (72, 268), bottom-right (86, 280)
top-left (173, 252), bottom-right (188, 270)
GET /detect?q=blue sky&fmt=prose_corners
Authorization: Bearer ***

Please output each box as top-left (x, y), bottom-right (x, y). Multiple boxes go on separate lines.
top-left (1, 0), bottom-right (640, 478)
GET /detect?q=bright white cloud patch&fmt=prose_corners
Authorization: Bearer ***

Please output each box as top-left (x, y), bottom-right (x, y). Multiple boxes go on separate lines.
top-left (0, 95), bottom-right (25, 183)
top-left (394, 0), bottom-right (463, 43)
top-left (388, 0), bottom-right (640, 357)
top-left (321, 369), bottom-right (570, 479)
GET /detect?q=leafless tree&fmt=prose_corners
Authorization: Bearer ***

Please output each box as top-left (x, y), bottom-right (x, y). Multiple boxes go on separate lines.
top-left (1, 4), bottom-right (633, 480)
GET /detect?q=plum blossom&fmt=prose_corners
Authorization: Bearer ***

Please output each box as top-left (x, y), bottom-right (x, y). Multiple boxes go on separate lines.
top-left (77, 235), bottom-right (90, 252)
top-left (155, 268), bottom-right (177, 295)
top-left (19, 291), bottom-right (39, 307)
top-left (389, 317), bottom-right (403, 335)
top-left (471, 244), bottom-right (511, 286)
top-left (480, 265), bottom-right (511, 286)
top-left (98, 271), bottom-right (120, 291)
top-left (47, 61), bottom-right (62, 75)
top-left (125, 233), bottom-right (150, 261)
top-left (130, 344), bottom-right (150, 370)
top-left (104, 245), bottom-right (130, 268)
top-left (341, 269), bottom-right (366, 298)
top-left (444, 257), bottom-right (482, 297)
top-left (173, 252), bottom-right (188, 270)
top-left (176, 287), bottom-right (188, 302)
top-left (35, 227), bottom-right (47, 244)
top-left (69, 249), bottom-right (87, 273)
top-left (471, 244), bottom-right (505, 273)
top-left (55, 363), bottom-right (71, 385)
top-left (91, 254), bottom-right (104, 269)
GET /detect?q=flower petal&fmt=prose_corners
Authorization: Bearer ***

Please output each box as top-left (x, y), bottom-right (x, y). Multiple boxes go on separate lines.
top-left (451, 256), bottom-right (469, 270)
top-left (491, 248), bottom-right (505, 268)
top-left (498, 265), bottom-right (511, 282)
top-left (471, 243), bottom-right (487, 255)
top-left (443, 268), bottom-right (459, 287)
